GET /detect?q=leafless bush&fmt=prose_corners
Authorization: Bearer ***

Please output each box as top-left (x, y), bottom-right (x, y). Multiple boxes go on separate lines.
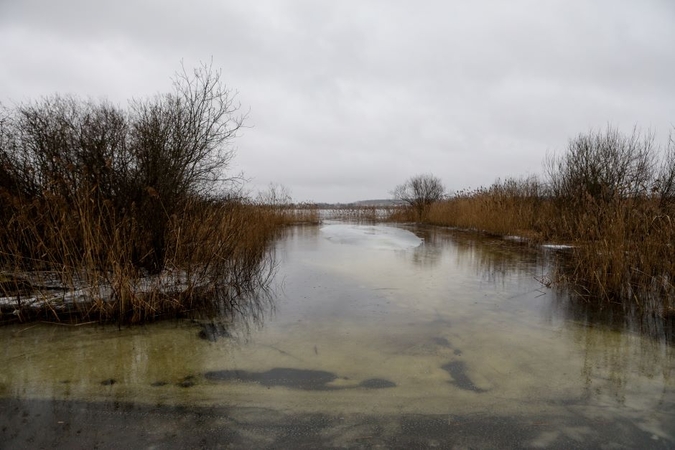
top-left (0, 62), bottom-right (244, 274)
top-left (0, 63), bottom-right (284, 325)
top-left (546, 127), bottom-right (656, 206)
top-left (392, 174), bottom-right (445, 220)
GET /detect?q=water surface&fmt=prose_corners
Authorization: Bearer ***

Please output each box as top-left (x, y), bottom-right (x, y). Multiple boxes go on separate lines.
top-left (1, 222), bottom-right (673, 448)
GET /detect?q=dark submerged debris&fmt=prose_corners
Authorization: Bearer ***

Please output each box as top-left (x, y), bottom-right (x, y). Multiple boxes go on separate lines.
top-left (441, 361), bottom-right (486, 393)
top-left (178, 376), bottom-right (196, 388)
top-left (359, 378), bottom-right (396, 389)
top-left (204, 368), bottom-right (340, 391)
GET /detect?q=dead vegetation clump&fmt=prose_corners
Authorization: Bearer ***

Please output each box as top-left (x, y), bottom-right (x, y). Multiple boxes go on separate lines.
top-left (0, 64), bottom-right (285, 324)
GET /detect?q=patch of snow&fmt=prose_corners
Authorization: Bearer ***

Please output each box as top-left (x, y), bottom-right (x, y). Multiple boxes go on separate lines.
top-left (541, 244), bottom-right (574, 250)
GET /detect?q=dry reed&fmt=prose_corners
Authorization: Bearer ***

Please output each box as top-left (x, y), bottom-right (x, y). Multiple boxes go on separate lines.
top-left (0, 63), bottom-right (292, 325)
top-left (399, 127), bottom-right (675, 316)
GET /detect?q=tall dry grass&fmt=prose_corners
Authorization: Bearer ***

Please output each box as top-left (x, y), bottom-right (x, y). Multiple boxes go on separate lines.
top-left (324, 206), bottom-right (400, 222)
top-left (0, 192), bottom-right (284, 324)
top-left (427, 176), bottom-right (555, 241)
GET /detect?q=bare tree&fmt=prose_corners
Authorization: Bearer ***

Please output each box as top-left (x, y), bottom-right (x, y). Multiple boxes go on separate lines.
top-left (392, 174), bottom-right (445, 220)
top-left (256, 183), bottom-right (292, 207)
top-left (128, 60), bottom-right (244, 200)
top-left (656, 129), bottom-right (675, 210)
top-left (126, 61), bottom-right (246, 271)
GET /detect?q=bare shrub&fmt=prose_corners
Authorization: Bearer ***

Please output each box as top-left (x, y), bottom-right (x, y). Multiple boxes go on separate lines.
top-left (392, 174), bottom-right (445, 221)
top-left (125, 62), bottom-right (245, 271)
top-left (0, 63), bottom-right (282, 325)
top-left (546, 127), bottom-right (656, 205)
top-left (655, 131), bottom-right (675, 212)
top-left (0, 62), bottom-right (244, 273)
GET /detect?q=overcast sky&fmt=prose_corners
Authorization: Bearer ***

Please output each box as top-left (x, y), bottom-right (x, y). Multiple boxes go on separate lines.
top-left (1, 1), bottom-right (674, 203)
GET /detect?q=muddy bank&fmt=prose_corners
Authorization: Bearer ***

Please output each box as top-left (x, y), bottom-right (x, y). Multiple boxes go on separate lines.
top-left (2, 397), bottom-right (671, 450)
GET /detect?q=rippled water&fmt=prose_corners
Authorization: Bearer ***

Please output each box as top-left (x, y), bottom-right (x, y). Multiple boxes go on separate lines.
top-left (1, 222), bottom-right (674, 449)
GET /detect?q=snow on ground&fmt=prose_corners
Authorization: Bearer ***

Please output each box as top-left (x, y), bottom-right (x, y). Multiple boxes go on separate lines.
top-left (541, 244), bottom-right (574, 250)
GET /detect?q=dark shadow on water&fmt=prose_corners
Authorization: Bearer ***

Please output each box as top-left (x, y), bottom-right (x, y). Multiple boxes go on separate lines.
top-left (177, 375), bottom-right (196, 388)
top-left (204, 368), bottom-right (397, 391)
top-left (205, 367), bottom-right (340, 391)
top-left (359, 378), bottom-right (397, 389)
top-left (441, 361), bottom-right (487, 393)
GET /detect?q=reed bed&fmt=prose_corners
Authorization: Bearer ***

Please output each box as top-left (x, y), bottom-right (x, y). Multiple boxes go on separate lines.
top-left (403, 127), bottom-right (675, 316)
top-left (427, 176), bottom-right (555, 241)
top-left (0, 193), bottom-right (287, 324)
top-left (323, 206), bottom-right (402, 222)
top-left (279, 204), bottom-right (321, 225)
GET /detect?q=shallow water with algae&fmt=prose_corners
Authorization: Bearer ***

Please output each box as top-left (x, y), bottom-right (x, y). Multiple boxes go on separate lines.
top-left (1, 222), bottom-right (674, 448)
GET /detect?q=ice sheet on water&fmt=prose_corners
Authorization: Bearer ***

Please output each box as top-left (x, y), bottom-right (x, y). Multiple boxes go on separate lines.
top-left (320, 224), bottom-right (422, 251)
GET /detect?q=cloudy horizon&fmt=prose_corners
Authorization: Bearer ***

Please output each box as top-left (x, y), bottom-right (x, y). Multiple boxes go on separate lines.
top-left (2, 0), bottom-right (674, 203)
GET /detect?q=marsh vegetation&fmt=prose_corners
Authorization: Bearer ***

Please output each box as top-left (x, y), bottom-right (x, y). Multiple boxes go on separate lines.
top-left (0, 64), bottom-right (306, 324)
top-left (394, 127), bottom-right (675, 319)
top-left (1, 62), bottom-right (672, 332)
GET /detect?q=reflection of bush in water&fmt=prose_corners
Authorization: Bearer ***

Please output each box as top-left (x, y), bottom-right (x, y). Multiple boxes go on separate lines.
top-left (556, 287), bottom-right (675, 345)
top-left (552, 288), bottom-right (675, 407)
top-left (553, 252), bottom-right (675, 340)
top-left (407, 227), bottom-right (552, 283)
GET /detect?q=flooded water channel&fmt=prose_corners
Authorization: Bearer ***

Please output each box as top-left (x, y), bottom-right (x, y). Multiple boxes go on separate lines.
top-left (1, 222), bottom-right (674, 449)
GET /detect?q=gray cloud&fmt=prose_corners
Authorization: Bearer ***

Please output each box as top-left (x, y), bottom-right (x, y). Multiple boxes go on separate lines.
top-left (1, 0), bottom-right (674, 202)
